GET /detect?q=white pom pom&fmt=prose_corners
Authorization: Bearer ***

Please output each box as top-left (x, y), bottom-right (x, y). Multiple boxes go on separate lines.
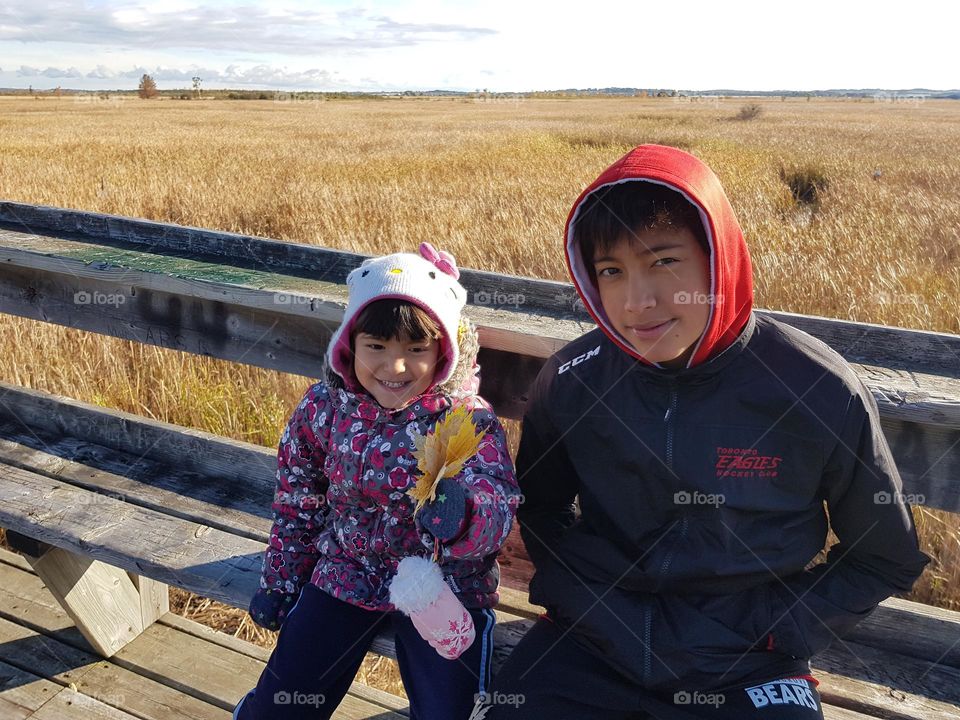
top-left (389, 556), bottom-right (448, 615)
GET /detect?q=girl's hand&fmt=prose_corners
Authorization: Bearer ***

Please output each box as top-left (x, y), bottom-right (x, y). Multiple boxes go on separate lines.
top-left (248, 588), bottom-right (297, 631)
top-left (416, 477), bottom-right (467, 542)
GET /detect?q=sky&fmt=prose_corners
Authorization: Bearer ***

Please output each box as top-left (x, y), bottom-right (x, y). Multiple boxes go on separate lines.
top-left (1, 0), bottom-right (957, 93)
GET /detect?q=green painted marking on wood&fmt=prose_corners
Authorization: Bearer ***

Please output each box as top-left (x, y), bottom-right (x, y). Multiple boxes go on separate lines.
top-left (3, 231), bottom-right (349, 300)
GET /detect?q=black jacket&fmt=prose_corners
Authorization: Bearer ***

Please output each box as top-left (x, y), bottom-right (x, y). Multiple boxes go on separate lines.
top-left (518, 315), bottom-right (930, 691)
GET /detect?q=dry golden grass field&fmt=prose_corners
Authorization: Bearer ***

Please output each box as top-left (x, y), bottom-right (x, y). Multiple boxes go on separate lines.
top-left (0, 95), bottom-right (958, 696)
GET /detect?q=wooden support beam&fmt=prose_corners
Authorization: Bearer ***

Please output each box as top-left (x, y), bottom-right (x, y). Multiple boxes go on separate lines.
top-left (5, 531), bottom-right (169, 658)
top-left (22, 547), bottom-right (150, 658)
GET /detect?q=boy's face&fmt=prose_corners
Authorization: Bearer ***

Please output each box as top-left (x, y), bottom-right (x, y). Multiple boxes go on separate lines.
top-left (353, 332), bottom-right (440, 408)
top-left (593, 225), bottom-right (712, 368)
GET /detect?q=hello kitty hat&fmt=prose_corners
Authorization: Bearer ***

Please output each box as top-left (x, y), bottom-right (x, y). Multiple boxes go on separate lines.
top-left (327, 243), bottom-right (467, 386)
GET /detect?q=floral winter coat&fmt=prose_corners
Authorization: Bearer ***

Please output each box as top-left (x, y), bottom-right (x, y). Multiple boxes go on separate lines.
top-left (259, 378), bottom-right (520, 611)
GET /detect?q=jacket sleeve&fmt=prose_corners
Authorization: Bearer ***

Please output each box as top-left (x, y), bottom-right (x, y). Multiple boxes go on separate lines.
top-left (767, 379), bottom-right (930, 658)
top-left (260, 383), bottom-right (332, 595)
top-left (514, 360), bottom-right (580, 572)
top-left (419, 407), bottom-right (520, 562)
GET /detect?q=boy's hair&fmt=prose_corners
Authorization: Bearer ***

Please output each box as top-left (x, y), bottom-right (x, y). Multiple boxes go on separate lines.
top-left (574, 181), bottom-right (709, 279)
top-left (351, 298), bottom-right (442, 343)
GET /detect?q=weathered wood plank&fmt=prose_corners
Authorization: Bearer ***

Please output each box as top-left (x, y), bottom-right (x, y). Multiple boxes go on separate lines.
top-left (28, 690), bottom-right (153, 720)
top-left (112, 622), bottom-right (408, 719)
top-left (0, 658), bottom-right (65, 720)
top-left (0, 415), bottom-right (273, 539)
top-left (0, 463), bottom-right (264, 609)
top-left (71, 661), bottom-right (229, 720)
top-left (0, 543), bottom-right (34, 573)
top-left (765, 310), bottom-right (960, 379)
top-left (878, 417), bottom-right (960, 511)
top-left (846, 597), bottom-right (960, 670)
top-left (818, 637), bottom-right (960, 707)
top-left (0, 555), bottom-right (405, 718)
top-left (5, 203), bottom-right (960, 371)
top-left (0, 563), bottom-right (229, 719)
top-left (823, 709), bottom-right (894, 720)
top-left (4, 203), bottom-right (960, 370)
top-left (0, 382), bottom-right (278, 490)
top-left (814, 665), bottom-right (960, 720)
top-left (159, 611), bottom-right (407, 716)
top-left (0, 612), bottom-right (99, 689)
top-left (0, 231), bottom-right (575, 360)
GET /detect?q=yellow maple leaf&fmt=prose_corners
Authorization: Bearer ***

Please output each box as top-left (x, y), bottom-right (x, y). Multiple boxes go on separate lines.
top-left (409, 404), bottom-right (484, 512)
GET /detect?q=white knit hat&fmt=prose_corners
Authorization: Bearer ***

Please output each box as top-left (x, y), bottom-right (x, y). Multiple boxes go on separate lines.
top-left (327, 242), bottom-right (467, 387)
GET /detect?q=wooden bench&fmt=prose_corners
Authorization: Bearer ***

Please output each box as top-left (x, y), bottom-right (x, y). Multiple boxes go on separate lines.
top-left (0, 202), bottom-right (958, 719)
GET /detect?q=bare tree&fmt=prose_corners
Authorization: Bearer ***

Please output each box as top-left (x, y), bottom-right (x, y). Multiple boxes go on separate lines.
top-left (192, 76), bottom-right (202, 99)
top-left (138, 74), bottom-right (158, 99)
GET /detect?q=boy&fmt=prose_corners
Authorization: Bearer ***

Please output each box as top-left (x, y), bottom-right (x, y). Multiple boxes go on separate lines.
top-left (484, 145), bottom-right (929, 719)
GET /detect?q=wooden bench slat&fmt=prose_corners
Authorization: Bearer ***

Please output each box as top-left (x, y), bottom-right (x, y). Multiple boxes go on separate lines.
top-left (0, 421), bottom-right (271, 543)
top-left (156, 614), bottom-right (412, 717)
top-left (815, 637), bottom-right (960, 707)
top-left (814, 665), bottom-right (960, 720)
top-left (0, 462), bottom-right (264, 609)
top-left (846, 597), bottom-right (960, 670)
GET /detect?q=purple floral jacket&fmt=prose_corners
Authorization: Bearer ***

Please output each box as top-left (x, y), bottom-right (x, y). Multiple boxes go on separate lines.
top-left (259, 381), bottom-right (520, 611)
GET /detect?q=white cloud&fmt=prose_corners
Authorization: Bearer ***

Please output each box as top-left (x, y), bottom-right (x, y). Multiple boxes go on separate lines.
top-left (87, 65), bottom-right (119, 79)
top-left (0, 1), bottom-right (496, 55)
top-left (17, 64), bottom-right (83, 78)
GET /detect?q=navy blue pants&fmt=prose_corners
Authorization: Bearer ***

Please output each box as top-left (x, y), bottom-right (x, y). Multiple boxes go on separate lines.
top-left (233, 583), bottom-right (497, 720)
top-left (483, 616), bottom-right (825, 720)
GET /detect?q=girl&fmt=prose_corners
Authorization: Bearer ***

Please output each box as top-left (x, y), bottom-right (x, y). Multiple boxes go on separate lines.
top-left (235, 243), bottom-right (519, 720)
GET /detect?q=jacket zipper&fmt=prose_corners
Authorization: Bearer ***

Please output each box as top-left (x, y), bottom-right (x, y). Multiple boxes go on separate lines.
top-left (664, 385), bottom-right (679, 468)
top-left (645, 383), bottom-right (681, 685)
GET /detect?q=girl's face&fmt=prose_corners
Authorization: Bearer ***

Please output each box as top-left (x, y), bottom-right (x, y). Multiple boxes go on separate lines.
top-left (353, 332), bottom-right (441, 409)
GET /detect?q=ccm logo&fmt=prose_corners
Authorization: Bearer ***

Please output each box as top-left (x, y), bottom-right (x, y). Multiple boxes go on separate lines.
top-left (558, 346), bottom-right (601, 375)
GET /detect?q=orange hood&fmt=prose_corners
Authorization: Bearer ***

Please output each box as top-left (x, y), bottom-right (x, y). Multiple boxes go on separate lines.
top-left (564, 144), bottom-right (754, 368)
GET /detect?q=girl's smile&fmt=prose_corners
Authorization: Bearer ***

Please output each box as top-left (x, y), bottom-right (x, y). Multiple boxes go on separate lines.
top-left (353, 333), bottom-right (440, 409)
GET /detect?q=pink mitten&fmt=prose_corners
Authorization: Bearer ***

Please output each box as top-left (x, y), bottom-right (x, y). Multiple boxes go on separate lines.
top-left (389, 556), bottom-right (476, 659)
